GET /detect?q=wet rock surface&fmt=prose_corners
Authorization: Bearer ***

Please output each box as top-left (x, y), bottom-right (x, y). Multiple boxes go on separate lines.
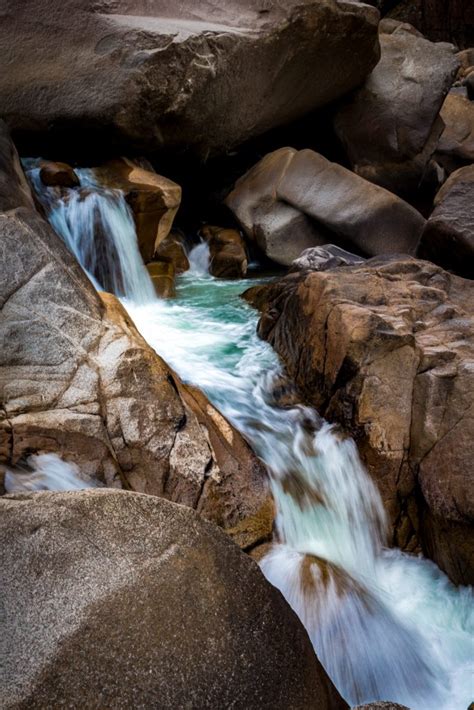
top-left (0, 123), bottom-right (270, 548)
top-left (201, 225), bottom-right (248, 278)
top-left (92, 158), bottom-right (181, 261)
top-left (245, 256), bottom-right (474, 585)
top-left (1, 488), bottom-right (346, 709)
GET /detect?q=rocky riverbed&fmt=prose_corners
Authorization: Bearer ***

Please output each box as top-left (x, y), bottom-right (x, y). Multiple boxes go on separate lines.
top-left (1, 2), bottom-right (473, 709)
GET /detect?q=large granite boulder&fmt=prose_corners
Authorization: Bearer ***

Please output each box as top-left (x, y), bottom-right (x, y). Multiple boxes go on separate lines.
top-left (245, 257), bottom-right (474, 585)
top-left (0, 123), bottom-right (271, 550)
top-left (418, 165), bottom-right (474, 278)
top-left (226, 148), bottom-right (425, 264)
top-left (1, 488), bottom-right (347, 709)
top-left (225, 147), bottom-right (333, 266)
top-left (0, 0), bottom-right (380, 156)
top-left (334, 23), bottom-right (459, 193)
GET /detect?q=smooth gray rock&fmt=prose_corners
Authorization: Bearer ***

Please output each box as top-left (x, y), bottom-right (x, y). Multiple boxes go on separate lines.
top-left (418, 164), bottom-right (474, 278)
top-left (291, 244), bottom-right (365, 272)
top-left (276, 149), bottom-right (426, 256)
top-left (225, 147), bottom-right (331, 266)
top-left (334, 23), bottom-right (459, 193)
top-left (1, 489), bottom-right (347, 709)
top-left (0, 0), bottom-right (380, 156)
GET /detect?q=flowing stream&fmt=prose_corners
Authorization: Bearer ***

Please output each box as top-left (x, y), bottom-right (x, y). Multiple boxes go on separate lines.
top-left (22, 172), bottom-right (474, 709)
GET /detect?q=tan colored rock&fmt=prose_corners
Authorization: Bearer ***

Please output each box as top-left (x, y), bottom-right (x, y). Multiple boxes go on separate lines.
top-left (93, 158), bottom-right (181, 261)
top-left (334, 28), bottom-right (458, 193)
top-left (0, 123), bottom-right (270, 549)
top-left (146, 261), bottom-right (176, 298)
top-left (225, 147), bottom-right (331, 266)
top-left (39, 160), bottom-right (79, 188)
top-left (1, 489), bottom-right (346, 709)
top-left (201, 225), bottom-right (248, 278)
top-left (246, 257), bottom-right (474, 585)
top-left (437, 93), bottom-right (474, 170)
top-left (153, 231), bottom-right (189, 274)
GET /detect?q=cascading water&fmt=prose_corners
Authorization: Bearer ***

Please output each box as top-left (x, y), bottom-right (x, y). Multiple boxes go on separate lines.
top-left (127, 275), bottom-right (473, 710)
top-left (4, 453), bottom-right (99, 493)
top-left (20, 173), bottom-right (473, 708)
top-left (23, 160), bottom-right (155, 304)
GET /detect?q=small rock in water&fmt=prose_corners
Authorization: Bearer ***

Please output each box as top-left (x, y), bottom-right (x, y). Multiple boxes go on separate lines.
top-left (39, 160), bottom-right (79, 188)
top-left (200, 225), bottom-right (248, 278)
top-left (146, 260), bottom-right (176, 298)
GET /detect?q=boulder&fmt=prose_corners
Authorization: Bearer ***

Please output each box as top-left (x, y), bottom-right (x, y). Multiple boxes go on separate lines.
top-left (276, 149), bottom-right (425, 256)
top-left (291, 244), bottom-right (365, 273)
top-left (354, 704), bottom-right (411, 710)
top-left (334, 25), bottom-right (459, 193)
top-left (245, 257), bottom-right (474, 585)
top-left (418, 165), bottom-right (474, 278)
top-left (153, 231), bottom-right (190, 274)
top-left (146, 261), bottom-right (176, 297)
top-left (0, 122), bottom-right (271, 550)
top-left (436, 93), bottom-right (474, 170)
top-left (201, 225), bottom-right (248, 278)
top-left (0, 0), bottom-right (380, 156)
top-left (1, 489), bottom-right (347, 709)
top-left (93, 158), bottom-right (181, 262)
top-left (225, 147), bottom-right (332, 266)
top-left (39, 160), bottom-right (80, 188)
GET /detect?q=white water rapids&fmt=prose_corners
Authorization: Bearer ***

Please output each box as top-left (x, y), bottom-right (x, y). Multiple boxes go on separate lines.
top-left (22, 172), bottom-right (473, 709)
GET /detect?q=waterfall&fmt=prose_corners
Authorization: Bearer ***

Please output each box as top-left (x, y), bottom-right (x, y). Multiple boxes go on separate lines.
top-left (24, 161), bottom-right (155, 304)
top-left (18, 159), bottom-right (473, 709)
top-left (4, 453), bottom-right (99, 493)
top-left (128, 274), bottom-right (473, 710)
top-left (188, 241), bottom-right (210, 276)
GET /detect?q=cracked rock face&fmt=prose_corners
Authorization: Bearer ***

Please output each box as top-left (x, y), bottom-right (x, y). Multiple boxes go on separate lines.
top-left (0, 0), bottom-right (379, 156)
top-left (0, 489), bottom-right (347, 709)
top-left (0, 122), bottom-right (271, 550)
top-left (245, 256), bottom-right (474, 585)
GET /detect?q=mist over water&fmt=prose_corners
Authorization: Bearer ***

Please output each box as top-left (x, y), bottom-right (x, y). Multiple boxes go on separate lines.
top-left (26, 174), bottom-right (473, 709)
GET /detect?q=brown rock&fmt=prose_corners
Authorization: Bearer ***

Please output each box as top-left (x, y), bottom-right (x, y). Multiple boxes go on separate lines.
top-left (93, 158), bottom-right (181, 261)
top-left (246, 257), bottom-right (474, 585)
top-left (418, 164), bottom-right (474, 278)
top-left (153, 231), bottom-right (189, 274)
top-left (334, 27), bottom-right (458, 193)
top-left (201, 225), bottom-right (248, 278)
top-left (146, 261), bottom-right (176, 298)
top-left (436, 93), bottom-right (474, 170)
top-left (1, 489), bottom-right (347, 709)
top-left (0, 0), bottom-right (380, 156)
top-left (354, 704), bottom-right (411, 710)
top-left (0, 123), bottom-right (271, 549)
top-left (39, 160), bottom-right (79, 188)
